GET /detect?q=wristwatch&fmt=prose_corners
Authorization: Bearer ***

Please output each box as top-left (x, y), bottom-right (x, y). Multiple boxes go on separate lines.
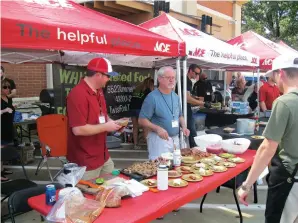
top-left (241, 182), bottom-right (251, 192)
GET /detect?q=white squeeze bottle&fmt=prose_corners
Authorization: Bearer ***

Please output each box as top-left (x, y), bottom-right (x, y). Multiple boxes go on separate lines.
top-left (157, 164), bottom-right (168, 191)
top-left (173, 145), bottom-right (181, 167)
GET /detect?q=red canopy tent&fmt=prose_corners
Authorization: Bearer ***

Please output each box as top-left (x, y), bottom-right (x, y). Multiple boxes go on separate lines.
top-left (1, 0), bottom-right (179, 66)
top-left (227, 31), bottom-right (297, 71)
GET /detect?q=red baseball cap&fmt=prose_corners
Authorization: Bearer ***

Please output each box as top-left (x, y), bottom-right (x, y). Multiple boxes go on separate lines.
top-left (87, 58), bottom-right (119, 76)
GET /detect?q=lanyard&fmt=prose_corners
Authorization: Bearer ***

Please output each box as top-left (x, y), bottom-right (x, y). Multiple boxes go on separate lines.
top-left (158, 89), bottom-right (174, 118)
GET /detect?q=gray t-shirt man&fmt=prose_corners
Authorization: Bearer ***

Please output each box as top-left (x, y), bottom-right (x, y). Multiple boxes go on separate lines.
top-left (139, 89), bottom-right (182, 160)
top-left (139, 89), bottom-right (182, 136)
top-left (263, 89), bottom-right (298, 176)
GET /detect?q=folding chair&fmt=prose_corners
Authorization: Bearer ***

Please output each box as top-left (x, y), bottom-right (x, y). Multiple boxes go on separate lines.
top-left (35, 114), bottom-right (68, 181)
top-left (2, 183), bottom-right (63, 223)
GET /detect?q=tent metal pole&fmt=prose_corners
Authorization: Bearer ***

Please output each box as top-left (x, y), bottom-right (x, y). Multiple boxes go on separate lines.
top-left (182, 58), bottom-right (187, 126)
top-left (176, 58), bottom-right (184, 148)
top-left (176, 58), bottom-right (182, 110)
top-left (154, 69), bottom-right (158, 89)
top-left (223, 70), bottom-right (226, 107)
top-left (257, 68), bottom-right (260, 117)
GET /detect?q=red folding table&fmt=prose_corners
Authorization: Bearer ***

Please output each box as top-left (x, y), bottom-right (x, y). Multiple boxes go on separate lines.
top-left (28, 150), bottom-right (256, 223)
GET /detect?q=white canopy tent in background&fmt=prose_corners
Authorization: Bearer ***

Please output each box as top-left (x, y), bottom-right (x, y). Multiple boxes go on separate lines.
top-left (140, 13), bottom-right (259, 124)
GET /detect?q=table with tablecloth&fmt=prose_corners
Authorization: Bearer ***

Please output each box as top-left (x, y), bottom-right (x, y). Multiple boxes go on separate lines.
top-left (206, 118), bottom-right (269, 150)
top-left (197, 108), bottom-right (254, 127)
top-left (28, 150), bottom-right (256, 223)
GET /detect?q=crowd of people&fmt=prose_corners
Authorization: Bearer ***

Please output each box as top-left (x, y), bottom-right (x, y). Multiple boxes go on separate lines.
top-left (231, 71), bottom-right (281, 113)
top-left (1, 54), bottom-right (298, 222)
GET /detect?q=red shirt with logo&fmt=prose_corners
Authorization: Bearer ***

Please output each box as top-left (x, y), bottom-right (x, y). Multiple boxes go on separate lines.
top-left (66, 79), bottom-right (109, 171)
top-left (259, 82), bottom-right (280, 110)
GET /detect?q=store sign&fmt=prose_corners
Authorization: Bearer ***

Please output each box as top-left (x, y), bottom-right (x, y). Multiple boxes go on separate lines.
top-left (154, 42), bottom-right (170, 53)
top-left (52, 64), bottom-right (154, 118)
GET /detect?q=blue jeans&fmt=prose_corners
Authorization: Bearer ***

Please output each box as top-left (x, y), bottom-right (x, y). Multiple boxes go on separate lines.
top-left (187, 111), bottom-right (197, 148)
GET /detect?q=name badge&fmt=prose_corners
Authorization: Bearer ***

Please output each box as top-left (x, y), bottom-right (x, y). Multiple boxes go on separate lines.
top-left (207, 92), bottom-right (210, 95)
top-left (99, 115), bottom-right (106, 124)
top-left (172, 120), bottom-right (179, 128)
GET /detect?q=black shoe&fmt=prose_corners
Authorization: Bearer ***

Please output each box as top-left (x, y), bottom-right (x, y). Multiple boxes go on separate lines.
top-left (2, 168), bottom-right (13, 175)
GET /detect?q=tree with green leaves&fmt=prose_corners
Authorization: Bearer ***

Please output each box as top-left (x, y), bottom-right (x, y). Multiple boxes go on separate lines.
top-left (242, 0), bottom-right (298, 50)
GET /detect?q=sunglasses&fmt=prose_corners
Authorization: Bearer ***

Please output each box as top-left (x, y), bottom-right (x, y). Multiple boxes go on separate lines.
top-left (2, 85), bottom-right (11, 90)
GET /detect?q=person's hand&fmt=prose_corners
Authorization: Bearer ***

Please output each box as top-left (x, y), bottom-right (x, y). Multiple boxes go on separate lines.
top-left (156, 126), bottom-right (169, 140)
top-left (5, 108), bottom-right (13, 113)
top-left (104, 120), bottom-right (122, 132)
top-left (182, 128), bottom-right (190, 137)
top-left (238, 188), bottom-right (249, 206)
top-left (204, 101), bottom-right (211, 109)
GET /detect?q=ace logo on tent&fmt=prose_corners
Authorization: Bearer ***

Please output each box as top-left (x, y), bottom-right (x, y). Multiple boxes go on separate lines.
top-left (154, 42), bottom-right (171, 53)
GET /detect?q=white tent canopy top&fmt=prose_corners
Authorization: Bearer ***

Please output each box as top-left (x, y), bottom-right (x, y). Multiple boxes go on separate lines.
top-left (140, 14), bottom-right (260, 70)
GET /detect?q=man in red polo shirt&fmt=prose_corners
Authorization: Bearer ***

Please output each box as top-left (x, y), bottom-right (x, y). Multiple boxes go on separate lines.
top-left (259, 71), bottom-right (280, 111)
top-left (67, 58), bottom-right (122, 180)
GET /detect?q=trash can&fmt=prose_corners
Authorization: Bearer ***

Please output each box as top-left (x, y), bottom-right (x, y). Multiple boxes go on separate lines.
top-left (194, 113), bottom-right (206, 131)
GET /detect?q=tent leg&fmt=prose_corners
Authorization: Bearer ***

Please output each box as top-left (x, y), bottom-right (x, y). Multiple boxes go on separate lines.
top-left (182, 58), bottom-right (188, 147)
top-left (176, 58), bottom-right (184, 148)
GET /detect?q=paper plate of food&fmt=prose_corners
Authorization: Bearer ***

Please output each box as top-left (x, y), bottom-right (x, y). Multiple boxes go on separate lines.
top-left (200, 158), bottom-right (217, 165)
top-left (212, 155), bottom-right (226, 162)
top-left (228, 157), bottom-right (246, 163)
top-left (140, 179), bottom-right (157, 188)
top-left (168, 170), bottom-right (182, 178)
top-left (210, 165), bottom-right (228, 173)
top-left (219, 153), bottom-right (236, 159)
top-left (181, 156), bottom-right (199, 164)
top-left (176, 166), bottom-right (192, 174)
top-left (192, 168), bottom-right (214, 177)
top-left (182, 174), bottom-right (203, 182)
top-left (219, 162), bottom-right (237, 168)
top-left (168, 179), bottom-right (188, 188)
top-left (192, 162), bottom-right (210, 170)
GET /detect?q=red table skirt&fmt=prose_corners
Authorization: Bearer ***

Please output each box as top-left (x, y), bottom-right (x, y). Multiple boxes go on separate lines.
top-left (28, 149), bottom-right (256, 223)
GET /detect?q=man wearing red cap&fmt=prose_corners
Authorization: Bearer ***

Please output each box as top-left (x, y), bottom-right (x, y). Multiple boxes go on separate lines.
top-left (67, 58), bottom-right (122, 180)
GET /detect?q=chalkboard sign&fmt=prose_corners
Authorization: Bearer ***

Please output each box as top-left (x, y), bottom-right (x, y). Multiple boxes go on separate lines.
top-left (52, 64), bottom-right (154, 119)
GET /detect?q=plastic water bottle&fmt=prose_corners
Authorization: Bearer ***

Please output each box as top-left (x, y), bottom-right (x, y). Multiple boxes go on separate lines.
top-left (157, 165), bottom-right (168, 191)
top-left (173, 148), bottom-right (181, 167)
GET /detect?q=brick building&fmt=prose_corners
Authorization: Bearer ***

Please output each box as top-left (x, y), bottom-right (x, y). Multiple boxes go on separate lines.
top-left (2, 0), bottom-right (246, 98)
top-left (1, 64), bottom-right (47, 98)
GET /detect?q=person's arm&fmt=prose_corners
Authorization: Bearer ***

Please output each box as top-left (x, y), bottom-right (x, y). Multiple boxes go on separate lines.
top-left (187, 91), bottom-right (204, 106)
top-left (67, 91), bottom-right (121, 136)
top-left (72, 122), bottom-right (119, 136)
top-left (260, 101), bottom-right (267, 112)
top-left (242, 138), bottom-right (278, 188)
top-left (259, 85), bottom-right (267, 111)
top-left (7, 89), bottom-right (17, 98)
top-left (138, 94), bottom-right (169, 140)
top-left (1, 108), bottom-right (13, 115)
top-left (238, 100), bottom-right (290, 205)
top-left (138, 118), bottom-right (161, 133)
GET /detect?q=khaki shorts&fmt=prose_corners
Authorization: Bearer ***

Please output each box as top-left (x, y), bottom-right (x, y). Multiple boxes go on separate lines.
top-left (82, 158), bottom-right (114, 180)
